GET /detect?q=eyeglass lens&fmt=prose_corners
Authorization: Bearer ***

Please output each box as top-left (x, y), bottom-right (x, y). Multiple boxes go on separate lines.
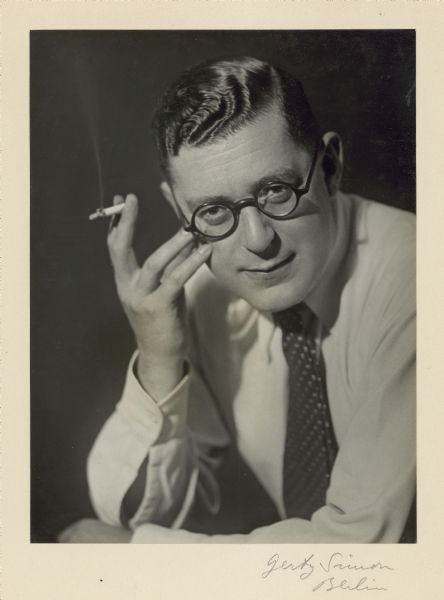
top-left (194, 183), bottom-right (298, 237)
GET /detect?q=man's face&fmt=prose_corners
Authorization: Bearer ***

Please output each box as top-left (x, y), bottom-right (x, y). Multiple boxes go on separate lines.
top-left (167, 107), bottom-right (338, 312)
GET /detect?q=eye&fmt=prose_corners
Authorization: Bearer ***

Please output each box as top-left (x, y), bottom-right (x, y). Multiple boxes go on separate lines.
top-left (258, 183), bottom-right (294, 205)
top-left (196, 204), bottom-right (232, 226)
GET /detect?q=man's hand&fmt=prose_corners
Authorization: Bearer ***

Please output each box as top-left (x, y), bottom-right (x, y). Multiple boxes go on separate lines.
top-left (107, 194), bottom-right (212, 399)
top-left (58, 519), bottom-right (132, 543)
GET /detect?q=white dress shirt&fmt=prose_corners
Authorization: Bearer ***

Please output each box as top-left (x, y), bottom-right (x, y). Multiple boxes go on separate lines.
top-left (87, 192), bottom-right (416, 543)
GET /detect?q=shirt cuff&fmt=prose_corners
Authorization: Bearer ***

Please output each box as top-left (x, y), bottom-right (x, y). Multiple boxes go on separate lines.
top-left (116, 351), bottom-right (191, 439)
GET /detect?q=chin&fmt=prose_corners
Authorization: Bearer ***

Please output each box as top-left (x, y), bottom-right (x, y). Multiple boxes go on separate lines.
top-left (242, 284), bottom-right (306, 313)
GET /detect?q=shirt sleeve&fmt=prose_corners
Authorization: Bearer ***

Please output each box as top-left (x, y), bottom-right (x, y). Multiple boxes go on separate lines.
top-left (87, 351), bottom-right (229, 530)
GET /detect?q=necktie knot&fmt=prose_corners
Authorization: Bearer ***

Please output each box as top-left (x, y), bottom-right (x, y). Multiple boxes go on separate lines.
top-left (273, 304), bottom-right (307, 334)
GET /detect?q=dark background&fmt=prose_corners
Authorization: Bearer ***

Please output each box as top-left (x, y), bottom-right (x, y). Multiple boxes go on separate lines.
top-left (31, 30), bottom-right (415, 542)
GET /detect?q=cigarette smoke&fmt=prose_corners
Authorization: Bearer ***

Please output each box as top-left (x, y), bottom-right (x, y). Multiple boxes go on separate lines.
top-left (71, 49), bottom-right (104, 208)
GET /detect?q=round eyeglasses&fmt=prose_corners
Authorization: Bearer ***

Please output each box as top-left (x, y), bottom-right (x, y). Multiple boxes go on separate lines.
top-left (179, 141), bottom-right (322, 241)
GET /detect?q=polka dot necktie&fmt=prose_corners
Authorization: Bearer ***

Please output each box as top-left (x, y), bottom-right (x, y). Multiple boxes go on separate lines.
top-left (274, 305), bottom-right (338, 520)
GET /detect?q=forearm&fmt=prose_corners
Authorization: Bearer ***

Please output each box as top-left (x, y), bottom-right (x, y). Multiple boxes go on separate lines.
top-left (88, 353), bottom-right (226, 529)
top-left (130, 486), bottom-right (415, 544)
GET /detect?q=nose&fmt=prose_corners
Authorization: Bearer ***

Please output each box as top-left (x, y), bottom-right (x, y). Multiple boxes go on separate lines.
top-left (238, 206), bottom-right (276, 255)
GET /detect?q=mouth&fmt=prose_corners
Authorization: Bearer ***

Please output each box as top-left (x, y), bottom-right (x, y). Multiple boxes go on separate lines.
top-left (243, 253), bottom-right (295, 274)
top-left (240, 253), bottom-right (296, 285)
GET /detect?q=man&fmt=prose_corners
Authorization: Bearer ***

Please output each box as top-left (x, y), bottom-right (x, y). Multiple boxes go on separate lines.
top-left (59, 56), bottom-right (415, 543)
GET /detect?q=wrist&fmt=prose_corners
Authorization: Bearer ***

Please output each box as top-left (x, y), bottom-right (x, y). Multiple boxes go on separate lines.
top-left (136, 353), bottom-right (185, 401)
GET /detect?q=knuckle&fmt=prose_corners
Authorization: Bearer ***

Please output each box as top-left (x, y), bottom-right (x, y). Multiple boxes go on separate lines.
top-left (143, 256), bottom-right (161, 275)
top-left (142, 303), bottom-right (159, 319)
top-left (141, 263), bottom-right (155, 281)
top-left (163, 274), bottom-right (182, 293)
top-left (167, 270), bottom-right (182, 284)
top-left (123, 292), bottom-right (156, 316)
top-left (107, 243), bottom-right (125, 266)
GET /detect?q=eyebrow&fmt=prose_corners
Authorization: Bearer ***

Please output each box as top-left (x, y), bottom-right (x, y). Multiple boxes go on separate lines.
top-left (185, 167), bottom-right (304, 210)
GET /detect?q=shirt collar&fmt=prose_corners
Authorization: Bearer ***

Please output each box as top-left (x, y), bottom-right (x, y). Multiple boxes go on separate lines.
top-left (304, 191), bottom-right (352, 332)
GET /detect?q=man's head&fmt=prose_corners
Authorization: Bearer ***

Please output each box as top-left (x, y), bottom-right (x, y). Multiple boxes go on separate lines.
top-left (153, 57), bottom-right (343, 312)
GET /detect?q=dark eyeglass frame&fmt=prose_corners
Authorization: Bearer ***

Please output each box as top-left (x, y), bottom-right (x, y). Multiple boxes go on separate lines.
top-left (177, 140), bottom-right (323, 241)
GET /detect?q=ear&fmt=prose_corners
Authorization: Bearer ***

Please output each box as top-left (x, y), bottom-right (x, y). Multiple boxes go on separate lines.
top-left (160, 181), bottom-right (181, 219)
top-left (320, 132), bottom-right (343, 197)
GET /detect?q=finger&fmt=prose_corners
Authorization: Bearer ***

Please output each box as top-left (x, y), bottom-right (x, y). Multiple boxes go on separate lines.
top-left (107, 195), bottom-right (140, 281)
top-left (138, 228), bottom-right (195, 290)
top-left (112, 194), bottom-right (138, 251)
top-left (157, 243), bottom-right (212, 299)
top-left (161, 242), bottom-right (195, 280)
top-left (108, 194), bottom-right (124, 232)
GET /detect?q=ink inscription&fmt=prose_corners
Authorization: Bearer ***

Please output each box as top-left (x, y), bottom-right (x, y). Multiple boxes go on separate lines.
top-left (262, 552), bottom-right (394, 592)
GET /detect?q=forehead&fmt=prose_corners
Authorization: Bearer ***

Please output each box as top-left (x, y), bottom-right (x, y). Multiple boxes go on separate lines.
top-left (168, 108), bottom-right (310, 204)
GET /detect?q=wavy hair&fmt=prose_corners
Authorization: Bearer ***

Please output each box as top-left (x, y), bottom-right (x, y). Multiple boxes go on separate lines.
top-left (152, 56), bottom-right (320, 172)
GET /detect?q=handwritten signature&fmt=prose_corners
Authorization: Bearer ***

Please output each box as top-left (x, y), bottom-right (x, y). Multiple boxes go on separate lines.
top-left (261, 552), bottom-right (394, 592)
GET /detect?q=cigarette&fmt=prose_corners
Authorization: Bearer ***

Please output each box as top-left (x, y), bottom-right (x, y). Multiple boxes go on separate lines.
top-left (88, 203), bottom-right (125, 221)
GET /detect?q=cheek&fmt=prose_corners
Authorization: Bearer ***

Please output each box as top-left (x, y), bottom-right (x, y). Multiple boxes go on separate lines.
top-left (206, 242), bottom-right (235, 278)
top-left (281, 212), bottom-right (332, 257)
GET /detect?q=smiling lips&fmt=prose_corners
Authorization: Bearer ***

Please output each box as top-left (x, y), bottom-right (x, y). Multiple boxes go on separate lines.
top-left (243, 253), bottom-right (295, 274)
